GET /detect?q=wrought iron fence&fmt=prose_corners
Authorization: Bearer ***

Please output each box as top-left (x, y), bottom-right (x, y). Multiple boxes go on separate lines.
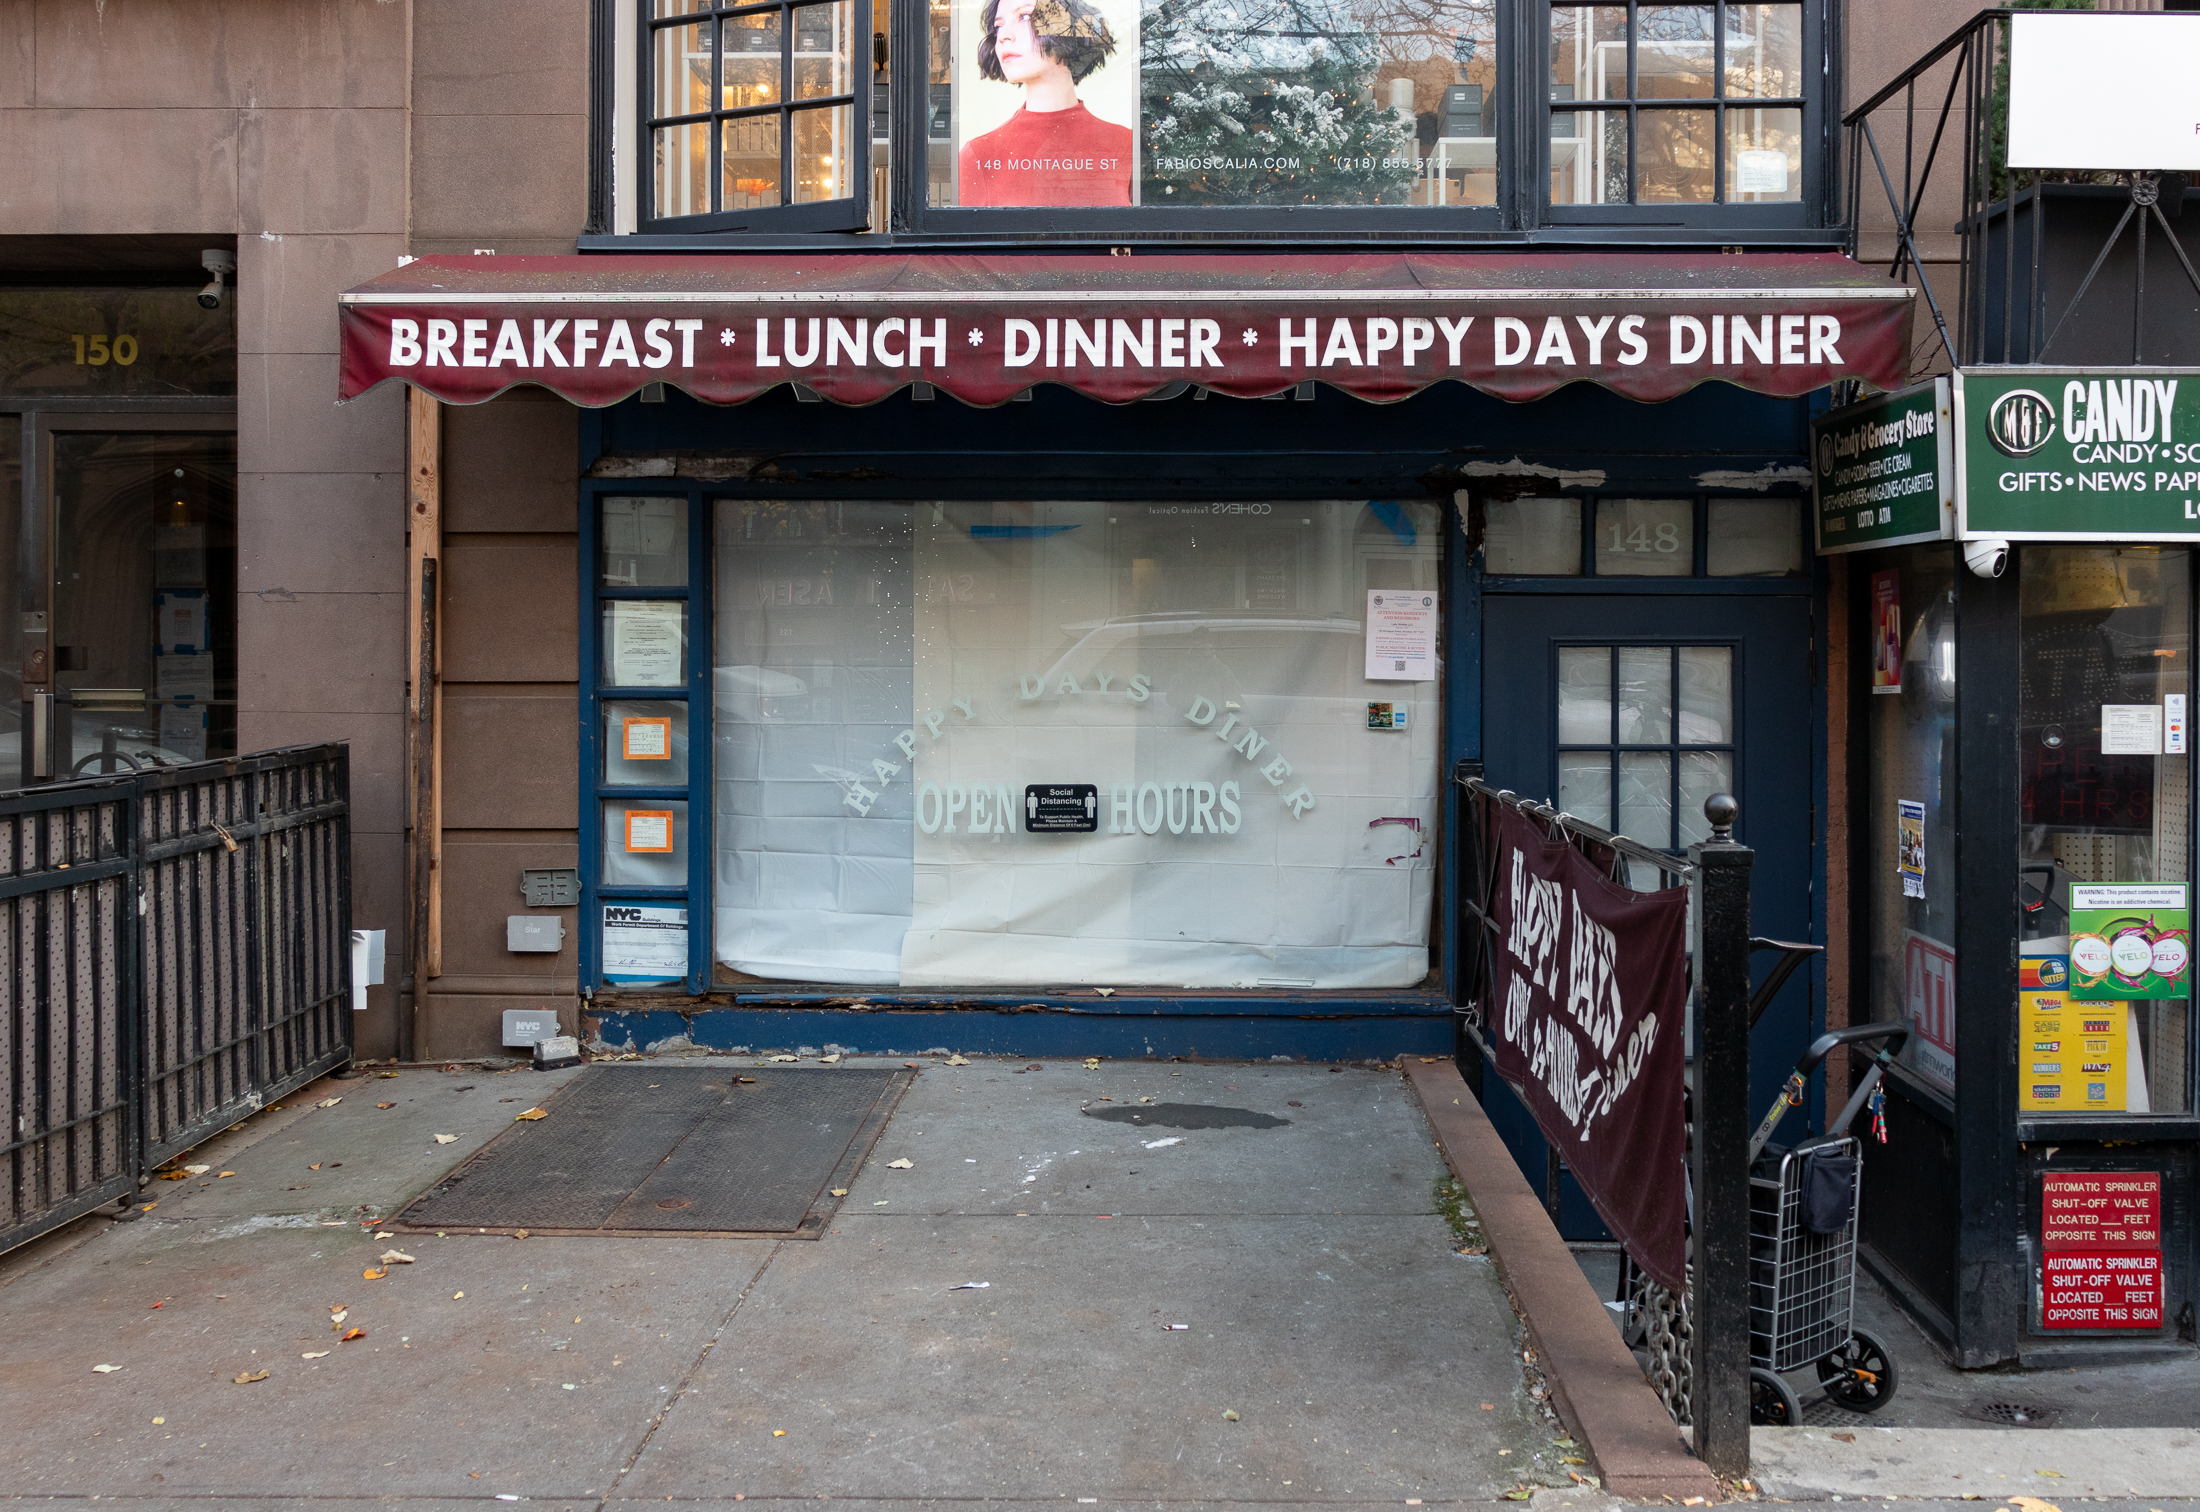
top-left (1843, 8), bottom-right (2200, 376)
top-left (1450, 760), bottom-right (1755, 1478)
top-left (0, 745), bottom-right (352, 1254)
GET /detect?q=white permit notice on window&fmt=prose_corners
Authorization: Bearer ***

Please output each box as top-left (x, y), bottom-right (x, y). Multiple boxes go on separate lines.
top-left (610, 600), bottom-right (684, 687)
top-left (1364, 591), bottom-right (1438, 682)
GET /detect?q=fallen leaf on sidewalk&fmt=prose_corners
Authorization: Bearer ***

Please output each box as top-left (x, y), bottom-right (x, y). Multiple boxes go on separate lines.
top-left (217, 1171), bottom-right (235, 1177)
top-left (1478, 1403), bottom-right (1493, 1410)
top-left (2035, 1471), bottom-right (2067, 1479)
top-left (301, 1351), bottom-right (329, 1360)
top-left (378, 1070), bottom-right (400, 1078)
top-left (159, 1170), bottom-right (190, 1181)
top-left (363, 1267), bottom-right (387, 1281)
top-left (316, 1097), bottom-right (343, 1109)
top-left (341, 1328), bottom-right (366, 1342)
top-left (139, 1202), bottom-right (157, 1211)
top-left (2013, 1498), bottom-right (2063, 1512)
top-left (514, 1108), bottom-right (548, 1121)
top-left (233, 1369), bottom-right (269, 1384)
top-left (307, 1164), bottom-right (321, 1171)
top-left (92, 1364), bottom-right (120, 1374)
top-left (944, 1054), bottom-right (971, 1066)
top-left (830, 1188), bottom-right (849, 1197)
top-left (886, 1158), bottom-right (913, 1169)
top-left (513, 1229), bottom-right (529, 1239)
top-left (376, 1102), bottom-right (396, 1110)
top-left (1222, 1410), bottom-right (1240, 1422)
top-left (434, 1134), bottom-right (459, 1144)
top-left (454, 1292), bottom-right (465, 1300)
top-left (379, 1250), bottom-right (415, 1265)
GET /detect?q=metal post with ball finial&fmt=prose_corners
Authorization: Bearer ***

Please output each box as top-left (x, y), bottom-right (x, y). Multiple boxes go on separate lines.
top-left (1688, 791), bottom-right (1753, 1475)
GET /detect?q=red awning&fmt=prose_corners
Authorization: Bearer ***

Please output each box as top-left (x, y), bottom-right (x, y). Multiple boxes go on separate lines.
top-left (338, 251), bottom-right (1912, 409)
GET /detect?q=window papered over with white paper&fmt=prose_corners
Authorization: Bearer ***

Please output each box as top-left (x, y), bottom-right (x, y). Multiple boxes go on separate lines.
top-left (711, 499), bottom-right (1442, 988)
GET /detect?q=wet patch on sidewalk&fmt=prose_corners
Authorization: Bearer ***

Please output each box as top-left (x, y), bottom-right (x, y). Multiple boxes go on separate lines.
top-left (1081, 1102), bottom-right (1291, 1130)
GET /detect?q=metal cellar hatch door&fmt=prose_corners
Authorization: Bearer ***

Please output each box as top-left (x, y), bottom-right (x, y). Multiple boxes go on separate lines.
top-left (395, 1066), bottom-right (913, 1237)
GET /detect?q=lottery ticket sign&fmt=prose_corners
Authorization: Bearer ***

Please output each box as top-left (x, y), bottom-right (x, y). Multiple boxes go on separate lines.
top-left (2040, 1171), bottom-right (2163, 1331)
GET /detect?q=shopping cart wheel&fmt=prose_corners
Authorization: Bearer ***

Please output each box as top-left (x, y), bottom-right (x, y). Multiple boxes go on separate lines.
top-left (1749, 1367), bottom-right (1803, 1426)
top-left (1815, 1328), bottom-right (1899, 1413)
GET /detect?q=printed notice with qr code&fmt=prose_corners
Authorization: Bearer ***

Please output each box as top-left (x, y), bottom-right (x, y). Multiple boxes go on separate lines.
top-left (1364, 590), bottom-right (1437, 683)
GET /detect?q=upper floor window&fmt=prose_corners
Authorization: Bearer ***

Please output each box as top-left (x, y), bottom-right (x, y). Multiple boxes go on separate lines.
top-left (621, 0), bottom-right (1824, 234)
top-left (926, 0), bottom-right (1504, 212)
top-left (646, 0), bottom-right (873, 230)
top-left (1548, 1), bottom-right (1807, 209)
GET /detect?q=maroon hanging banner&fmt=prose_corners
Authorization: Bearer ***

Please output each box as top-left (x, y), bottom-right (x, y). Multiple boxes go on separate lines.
top-left (337, 252), bottom-right (1913, 409)
top-left (1485, 805), bottom-right (1691, 1290)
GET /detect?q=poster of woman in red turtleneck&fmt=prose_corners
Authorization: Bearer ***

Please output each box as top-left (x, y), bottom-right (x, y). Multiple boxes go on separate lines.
top-left (954, 0), bottom-right (1137, 206)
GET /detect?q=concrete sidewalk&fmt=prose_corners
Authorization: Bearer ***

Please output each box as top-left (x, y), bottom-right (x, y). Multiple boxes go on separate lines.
top-left (0, 1055), bottom-right (1591, 1510)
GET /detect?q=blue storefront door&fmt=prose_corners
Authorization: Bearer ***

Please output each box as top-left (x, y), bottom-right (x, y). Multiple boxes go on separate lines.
top-left (1478, 592), bottom-right (1818, 1240)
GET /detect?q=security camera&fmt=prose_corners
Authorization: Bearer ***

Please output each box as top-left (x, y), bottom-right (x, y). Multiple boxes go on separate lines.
top-left (1964, 538), bottom-right (2010, 579)
top-left (197, 249), bottom-right (235, 310)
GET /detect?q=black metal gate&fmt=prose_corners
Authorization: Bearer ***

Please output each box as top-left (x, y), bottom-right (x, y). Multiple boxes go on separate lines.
top-left (0, 744), bottom-right (352, 1253)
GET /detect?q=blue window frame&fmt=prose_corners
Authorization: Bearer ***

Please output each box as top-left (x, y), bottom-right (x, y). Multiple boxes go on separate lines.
top-left (579, 488), bottom-right (715, 995)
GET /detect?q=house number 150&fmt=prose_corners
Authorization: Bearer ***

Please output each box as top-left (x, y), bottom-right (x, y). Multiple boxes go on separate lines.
top-left (71, 334), bottom-right (140, 366)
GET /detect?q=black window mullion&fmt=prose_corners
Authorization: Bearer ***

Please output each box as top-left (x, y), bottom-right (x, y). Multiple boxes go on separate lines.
top-left (781, 0), bottom-right (795, 207)
top-left (1712, 0), bottom-right (1726, 203)
top-left (712, 9), bottom-right (726, 212)
top-left (1625, 0), bottom-right (1638, 204)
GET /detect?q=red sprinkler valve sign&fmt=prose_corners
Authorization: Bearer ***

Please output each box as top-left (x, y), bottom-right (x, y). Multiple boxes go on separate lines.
top-left (2040, 1172), bottom-right (2162, 1330)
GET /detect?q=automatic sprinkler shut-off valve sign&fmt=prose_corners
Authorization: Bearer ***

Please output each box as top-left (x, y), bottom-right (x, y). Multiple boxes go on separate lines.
top-left (2041, 1172), bottom-right (2163, 1332)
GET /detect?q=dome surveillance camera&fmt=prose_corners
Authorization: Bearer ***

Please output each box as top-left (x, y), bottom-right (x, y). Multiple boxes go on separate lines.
top-left (1964, 538), bottom-right (2010, 579)
top-left (198, 248), bottom-right (236, 310)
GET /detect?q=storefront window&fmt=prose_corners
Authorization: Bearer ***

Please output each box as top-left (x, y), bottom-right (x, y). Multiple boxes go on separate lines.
top-left (1864, 543), bottom-right (1958, 1093)
top-left (2016, 547), bottom-right (2191, 1117)
top-left (929, 0), bottom-right (1501, 209)
top-left (711, 499), bottom-right (1442, 986)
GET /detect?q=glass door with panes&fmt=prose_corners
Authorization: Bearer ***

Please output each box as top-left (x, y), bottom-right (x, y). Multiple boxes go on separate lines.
top-left (11, 417), bottom-right (237, 787)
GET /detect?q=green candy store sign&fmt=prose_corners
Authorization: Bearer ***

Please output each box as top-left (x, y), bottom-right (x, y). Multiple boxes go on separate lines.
top-left (1959, 368), bottom-right (2200, 539)
top-left (1814, 367), bottom-right (2200, 548)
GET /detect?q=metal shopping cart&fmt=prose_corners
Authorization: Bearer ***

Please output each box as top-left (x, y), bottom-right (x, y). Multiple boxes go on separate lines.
top-left (1742, 1022), bottom-right (1911, 1425)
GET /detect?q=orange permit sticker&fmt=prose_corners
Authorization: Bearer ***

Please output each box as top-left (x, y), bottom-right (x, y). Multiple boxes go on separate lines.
top-left (625, 809), bottom-right (675, 853)
top-left (622, 716), bottom-right (672, 760)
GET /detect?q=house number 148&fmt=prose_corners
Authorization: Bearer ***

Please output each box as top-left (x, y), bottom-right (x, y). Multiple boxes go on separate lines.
top-left (1608, 522), bottom-right (1682, 553)
top-left (71, 334), bottom-right (140, 366)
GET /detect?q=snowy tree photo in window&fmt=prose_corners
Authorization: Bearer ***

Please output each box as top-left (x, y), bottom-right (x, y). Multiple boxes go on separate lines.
top-left (1140, 0), bottom-right (1496, 206)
